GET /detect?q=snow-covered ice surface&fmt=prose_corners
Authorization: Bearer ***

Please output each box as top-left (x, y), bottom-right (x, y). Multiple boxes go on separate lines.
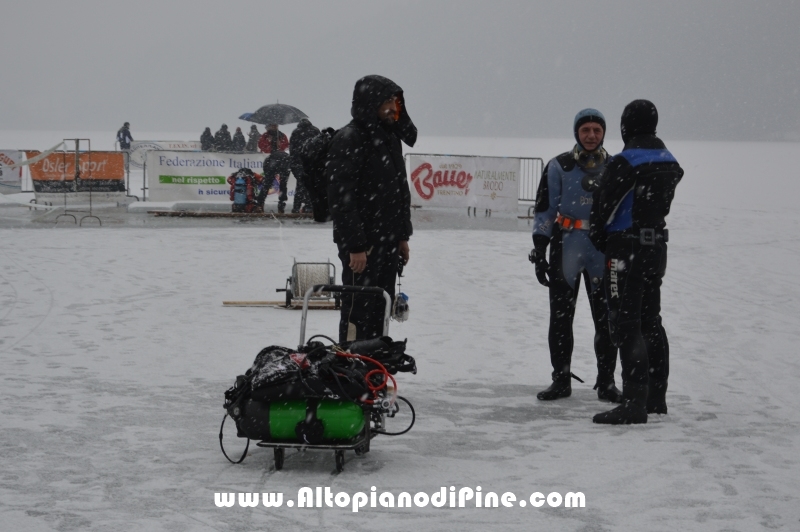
top-left (1, 134), bottom-right (799, 531)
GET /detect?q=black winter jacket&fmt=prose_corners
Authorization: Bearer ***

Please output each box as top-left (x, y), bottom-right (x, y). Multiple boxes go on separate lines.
top-left (263, 150), bottom-right (290, 179)
top-left (289, 118), bottom-right (318, 180)
top-left (214, 128), bottom-right (233, 152)
top-left (325, 75), bottom-right (417, 253)
top-left (245, 128), bottom-right (259, 153)
top-left (200, 128), bottom-right (214, 151)
top-left (232, 130), bottom-right (246, 152)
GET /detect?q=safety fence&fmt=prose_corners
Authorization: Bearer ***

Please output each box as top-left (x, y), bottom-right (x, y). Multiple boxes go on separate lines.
top-left (518, 157), bottom-right (543, 202)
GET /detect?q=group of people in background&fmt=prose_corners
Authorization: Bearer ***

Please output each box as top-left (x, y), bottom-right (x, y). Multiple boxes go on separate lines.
top-left (214, 121), bottom-right (311, 214)
top-left (200, 124), bottom-right (290, 154)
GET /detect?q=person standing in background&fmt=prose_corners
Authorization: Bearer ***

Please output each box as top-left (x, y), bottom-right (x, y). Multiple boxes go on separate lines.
top-left (258, 124), bottom-right (289, 154)
top-left (214, 124), bottom-right (233, 152)
top-left (200, 127), bottom-right (214, 151)
top-left (116, 122), bottom-right (133, 173)
top-left (116, 122), bottom-right (133, 150)
top-left (245, 125), bottom-right (260, 153)
top-left (232, 127), bottom-right (246, 152)
top-left (289, 118), bottom-right (317, 213)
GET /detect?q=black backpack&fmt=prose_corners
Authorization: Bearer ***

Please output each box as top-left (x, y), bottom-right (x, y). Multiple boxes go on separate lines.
top-left (299, 127), bottom-right (337, 223)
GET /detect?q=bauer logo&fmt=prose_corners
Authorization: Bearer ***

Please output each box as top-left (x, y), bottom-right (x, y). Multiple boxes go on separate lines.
top-left (410, 162), bottom-right (472, 200)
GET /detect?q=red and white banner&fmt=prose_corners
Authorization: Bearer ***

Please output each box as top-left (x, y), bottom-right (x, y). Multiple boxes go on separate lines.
top-left (0, 150), bottom-right (23, 194)
top-left (406, 154), bottom-right (519, 213)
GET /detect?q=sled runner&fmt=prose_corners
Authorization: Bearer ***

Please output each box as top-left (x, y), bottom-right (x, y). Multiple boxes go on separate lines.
top-left (221, 300), bottom-right (339, 309)
top-left (219, 285), bottom-right (416, 472)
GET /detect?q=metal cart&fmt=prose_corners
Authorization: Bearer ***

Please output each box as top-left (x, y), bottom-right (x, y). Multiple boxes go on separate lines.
top-left (220, 285), bottom-right (412, 472)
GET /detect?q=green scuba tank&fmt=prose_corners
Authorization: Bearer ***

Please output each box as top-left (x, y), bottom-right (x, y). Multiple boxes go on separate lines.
top-left (268, 399), bottom-right (365, 441)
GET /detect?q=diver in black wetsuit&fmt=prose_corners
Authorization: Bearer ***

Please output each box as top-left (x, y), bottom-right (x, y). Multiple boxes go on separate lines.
top-left (589, 100), bottom-right (684, 425)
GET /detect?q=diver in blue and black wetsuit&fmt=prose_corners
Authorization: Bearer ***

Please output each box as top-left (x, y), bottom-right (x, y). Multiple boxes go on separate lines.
top-left (589, 100), bottom-right (684, 425)
top-left (529, 109), bottom-right (622, 403)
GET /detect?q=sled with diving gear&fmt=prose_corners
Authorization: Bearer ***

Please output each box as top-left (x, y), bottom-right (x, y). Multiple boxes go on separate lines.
top-left (219, 285), bottom-right (417, 472)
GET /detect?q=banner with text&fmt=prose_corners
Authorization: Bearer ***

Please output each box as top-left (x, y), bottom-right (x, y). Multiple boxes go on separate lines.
top-left (146, 150), bottom-right (294, 203)
top-left (407, 154), bottom-right (519, 212)
top-left (24, 151), bottom-right (126, 194)
top-left (0, 151), bottom-right (23, 194)
top-left (129, 140), bottom-right (202, 169)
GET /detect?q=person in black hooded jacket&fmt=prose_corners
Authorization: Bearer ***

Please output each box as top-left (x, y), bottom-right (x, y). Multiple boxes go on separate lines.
top-left (325, 75), bottom-right (417, 343)
top-left (289, 118), bottom-right (317, 213)
top-left (214, 124), bottom-right (233, 152)
top-left (200, 127), bottom-right (214, 151)
top-left (589, 100), bottom-right (684, 424)
top-left (232, 127), bottom-right (246, 152)
top-left (245, 125), bottom-right (260, 153)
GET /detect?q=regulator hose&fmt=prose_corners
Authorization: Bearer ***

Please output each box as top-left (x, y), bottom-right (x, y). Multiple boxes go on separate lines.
top-left (373, 395), bottom-right (415, 436)
top-left (219, 414), bottom-right (250, 464)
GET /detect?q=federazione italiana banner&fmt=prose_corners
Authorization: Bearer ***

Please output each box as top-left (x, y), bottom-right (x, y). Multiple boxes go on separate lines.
top-left (406, 155), bottom-right (519, 213)
top-left (146, 150), bottom-right (294, 202)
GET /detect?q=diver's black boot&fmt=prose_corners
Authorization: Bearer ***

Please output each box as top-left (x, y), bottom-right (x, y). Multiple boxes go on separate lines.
top-left (593, 383), bottom-right (648, 424)
top-left (594, 378), bottom-right (623, 403)
top-left (647, 379), bottom-right (668, 414)
top-left (537, 373), bottom-right (572, 400)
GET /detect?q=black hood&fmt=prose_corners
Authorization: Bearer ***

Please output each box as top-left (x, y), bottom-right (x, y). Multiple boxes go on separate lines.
top-left (291, 118), bottom-right (320, 147)
top-left (350, 75), bottom-right (417, 147)
top-left (621, 99), bottom-right (658, 144)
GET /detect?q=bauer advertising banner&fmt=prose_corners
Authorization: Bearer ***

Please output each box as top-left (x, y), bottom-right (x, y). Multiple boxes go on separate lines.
top-left (129, 140), bottom-right (202, 169)
top-left (146, 150), bottom-right (293, 203)
top-left (24, 151), bottom-right (126, 193)
top-left (406, 154), bottom-right (519, 213)
top-left (0, 150), bottom-right (23, 194)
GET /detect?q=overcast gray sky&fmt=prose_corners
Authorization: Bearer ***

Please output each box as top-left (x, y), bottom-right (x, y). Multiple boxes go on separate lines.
top-left (2, 0), bottom-right (798, 142)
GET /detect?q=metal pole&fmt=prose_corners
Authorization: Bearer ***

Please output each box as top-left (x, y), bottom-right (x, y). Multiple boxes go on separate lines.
top-left (125, 150), bottom-right (130, 195)
top-left (75, 139), bottom-right (80, 187)
top-left (87, 139), bottom-right (92, 217)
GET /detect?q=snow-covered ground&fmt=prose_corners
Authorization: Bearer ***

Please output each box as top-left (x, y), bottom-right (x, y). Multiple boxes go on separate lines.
top-left (1, 133), bottom-right (799, 531)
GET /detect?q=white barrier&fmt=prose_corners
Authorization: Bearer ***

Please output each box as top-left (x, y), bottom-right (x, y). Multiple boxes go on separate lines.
top-left (145, 150), bottom-right (296, 203)
top-left (129, 141), bottom-right (201, 169)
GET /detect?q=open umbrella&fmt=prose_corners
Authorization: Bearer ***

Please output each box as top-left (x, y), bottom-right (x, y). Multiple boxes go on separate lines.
top-left (239, 103), bottom-right (308, 126)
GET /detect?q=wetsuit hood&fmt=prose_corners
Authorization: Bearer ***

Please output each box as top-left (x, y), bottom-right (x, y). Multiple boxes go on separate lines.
top-left (573, 108), bottom-right (606, 150)
top-left (621, 100), bottom-right (658, 144)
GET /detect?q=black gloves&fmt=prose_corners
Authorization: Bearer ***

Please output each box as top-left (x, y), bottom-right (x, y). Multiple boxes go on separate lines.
top-left (529, 235), bottom-right (550, 287)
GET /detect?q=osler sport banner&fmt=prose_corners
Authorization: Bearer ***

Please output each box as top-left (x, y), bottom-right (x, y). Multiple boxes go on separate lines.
top-left (406, 155), bottom-right (519, 213)
top-left (0, 150), bottom-right (23, 194)
top-left (23, 151), bottom-right (126, 194)
top-left (146, 151), bottom-right (294, 203)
